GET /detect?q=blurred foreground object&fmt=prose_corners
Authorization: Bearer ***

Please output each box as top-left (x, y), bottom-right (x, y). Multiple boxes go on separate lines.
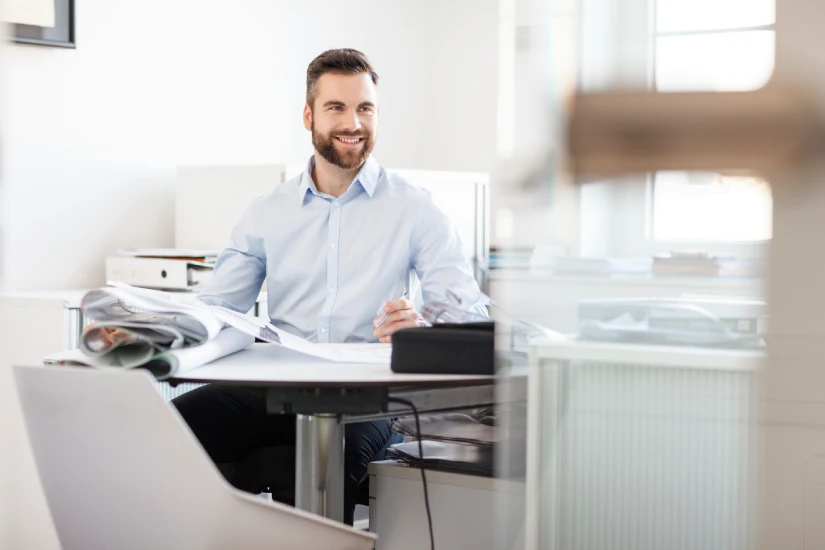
top-left (567, 88), bottom-right (823, 179)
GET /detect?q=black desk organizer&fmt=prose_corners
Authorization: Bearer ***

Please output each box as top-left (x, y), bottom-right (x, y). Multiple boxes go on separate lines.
top-left (390, 321), bottom-right (495, 375)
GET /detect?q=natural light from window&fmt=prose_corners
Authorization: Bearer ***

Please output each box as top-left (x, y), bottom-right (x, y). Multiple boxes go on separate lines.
top-left (653, 173), bottom-right (773, 241)
top-left (652, 0), bottom-right (775, 243)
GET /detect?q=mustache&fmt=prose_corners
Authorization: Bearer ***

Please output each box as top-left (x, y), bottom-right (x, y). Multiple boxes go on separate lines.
top-left (334, 130), bottom-right (369, 138)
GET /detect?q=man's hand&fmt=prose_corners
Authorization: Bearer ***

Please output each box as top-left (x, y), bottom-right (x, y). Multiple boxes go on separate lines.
top-left (373, 298), bottom-right (420, 343)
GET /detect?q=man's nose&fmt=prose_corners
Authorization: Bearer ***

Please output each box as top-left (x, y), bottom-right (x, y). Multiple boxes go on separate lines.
top-left (345, 109), bottom-right (362, 131)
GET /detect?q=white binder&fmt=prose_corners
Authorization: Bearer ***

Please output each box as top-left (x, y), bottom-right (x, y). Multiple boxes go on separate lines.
top-left (106, 256), bottom-right (213, 290)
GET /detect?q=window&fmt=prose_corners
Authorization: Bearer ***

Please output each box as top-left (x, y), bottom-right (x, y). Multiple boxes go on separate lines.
top-left (651, 0), bottom-right (775, 243)
top-left (653, 172), bottom-right (773, 241)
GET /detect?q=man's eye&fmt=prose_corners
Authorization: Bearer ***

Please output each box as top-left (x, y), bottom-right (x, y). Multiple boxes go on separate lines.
top-left (330, 106), bottom-right (342, 111)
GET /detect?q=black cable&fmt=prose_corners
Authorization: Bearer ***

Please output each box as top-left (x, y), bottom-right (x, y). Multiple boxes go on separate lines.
top-left (388, 397), bottom-right (435, 550)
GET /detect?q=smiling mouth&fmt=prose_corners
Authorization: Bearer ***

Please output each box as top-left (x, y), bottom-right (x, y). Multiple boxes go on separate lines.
top-left (335, 136), bottom-right (364, 146)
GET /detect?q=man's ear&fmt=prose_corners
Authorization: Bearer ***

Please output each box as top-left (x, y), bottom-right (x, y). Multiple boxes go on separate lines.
top-left (303, 103), bottom-right (312, 131)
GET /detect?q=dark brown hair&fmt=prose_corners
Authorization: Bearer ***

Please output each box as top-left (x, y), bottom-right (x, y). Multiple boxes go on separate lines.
top-left (306, 48), bottom-right (379, 108)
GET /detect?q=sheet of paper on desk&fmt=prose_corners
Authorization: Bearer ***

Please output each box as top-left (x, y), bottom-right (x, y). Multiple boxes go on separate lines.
top-left (327, 344), bottom-right (392, 363)
top-left (210, 305), bottom-right (391, 363)
top-left (273, 329), bottom-right (392, 363)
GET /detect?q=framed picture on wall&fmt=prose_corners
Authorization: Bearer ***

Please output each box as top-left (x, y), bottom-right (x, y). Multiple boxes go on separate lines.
top-left (10, 0), bottom-right (75, 48)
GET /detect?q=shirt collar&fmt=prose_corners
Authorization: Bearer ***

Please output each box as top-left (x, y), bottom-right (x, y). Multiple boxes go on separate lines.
top-left (298, 156), bottom-right (319, 205)
top-left (298, 155), bottom-right (380, 205)
top-left (355, 155), bottom-right (380, 197)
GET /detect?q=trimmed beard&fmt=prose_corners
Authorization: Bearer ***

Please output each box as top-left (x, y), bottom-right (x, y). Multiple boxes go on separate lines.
top-left (312, 122), bottom-right (375, 170)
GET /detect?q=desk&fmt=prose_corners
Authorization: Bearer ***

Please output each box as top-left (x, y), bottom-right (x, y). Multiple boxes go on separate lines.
top-left (168, 343), bottom-right (499, 523)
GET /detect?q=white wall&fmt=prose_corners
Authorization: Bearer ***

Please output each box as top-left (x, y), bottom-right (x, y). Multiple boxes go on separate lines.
top-left (1, 0), bottom-right (286, 291)
top-left (279, 1), bottom-right (500, 174)
top-left (0, 0), bottom-right (498, 292)
top-left (0, 1), bottom-right (498, 547)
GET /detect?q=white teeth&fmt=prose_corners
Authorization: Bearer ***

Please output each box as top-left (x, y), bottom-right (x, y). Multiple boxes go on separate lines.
top-left (336, 137), bottom-right (361, 144)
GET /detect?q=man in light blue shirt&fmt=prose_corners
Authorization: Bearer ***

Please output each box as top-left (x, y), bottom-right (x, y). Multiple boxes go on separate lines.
top-left (173, 48), bottom-right (485, 524)
top-left (196, 154), bottom-right (486, 342)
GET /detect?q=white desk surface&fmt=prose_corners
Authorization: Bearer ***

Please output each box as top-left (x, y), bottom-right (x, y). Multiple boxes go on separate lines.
top-left (172, 343), bottom-right (494, 387)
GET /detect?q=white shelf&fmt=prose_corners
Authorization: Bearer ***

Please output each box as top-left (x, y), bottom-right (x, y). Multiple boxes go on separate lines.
top-left (531, 339), bottom-right (764, 371)
top-left (488, 269), bottom-right (764, 289)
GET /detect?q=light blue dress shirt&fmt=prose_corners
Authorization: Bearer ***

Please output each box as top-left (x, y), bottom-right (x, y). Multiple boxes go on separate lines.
top-left (198, 155), bottom-right (486, 343)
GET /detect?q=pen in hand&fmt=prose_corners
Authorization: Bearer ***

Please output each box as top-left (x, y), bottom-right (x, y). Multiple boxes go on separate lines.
top-left (373, 291), bottom-right (409, 329)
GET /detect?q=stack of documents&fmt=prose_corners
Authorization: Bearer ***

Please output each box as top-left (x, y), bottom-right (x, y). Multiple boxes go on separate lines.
top-left (46, 283), bottom-right (391, 379)
top-left (577, 297), bottom-right (767, 348)
top-left (652, 252), bottom-right (764, 277)
top-left (393, 412), bottom-right (497, 446)
top-left (388, 406), bottom-right (529, 477)
top-left (552, 256), bottom-right (653, 277)
top-left (387, 440), bottom-right (494, 477)
top-left (488, 245), bottom-right (534, 270)
top-left (388, 411), bottom-right (498, 477)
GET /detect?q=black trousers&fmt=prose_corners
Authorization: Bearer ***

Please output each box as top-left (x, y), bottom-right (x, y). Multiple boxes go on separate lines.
top-left (172, 385), bottom-right (392, 525)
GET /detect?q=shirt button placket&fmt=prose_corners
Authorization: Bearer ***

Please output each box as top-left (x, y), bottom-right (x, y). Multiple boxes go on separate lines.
top-left (321, 199), bottom-right (342, 343)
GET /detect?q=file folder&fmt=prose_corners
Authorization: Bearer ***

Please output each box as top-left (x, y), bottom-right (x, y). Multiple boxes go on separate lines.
top-left (106, 256), bottom-right (213, 290)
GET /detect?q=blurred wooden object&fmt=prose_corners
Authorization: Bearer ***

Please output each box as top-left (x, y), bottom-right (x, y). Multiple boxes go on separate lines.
top-left (566, 88), bottom-right (822, 178)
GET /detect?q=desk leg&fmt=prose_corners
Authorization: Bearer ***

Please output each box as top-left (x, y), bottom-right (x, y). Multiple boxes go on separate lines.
top-left (294, 413), bottom-right (345, 522)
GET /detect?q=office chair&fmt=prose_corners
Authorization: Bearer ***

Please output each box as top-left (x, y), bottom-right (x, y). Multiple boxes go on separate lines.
top-left (13, 365), bottom-right (375, 550)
